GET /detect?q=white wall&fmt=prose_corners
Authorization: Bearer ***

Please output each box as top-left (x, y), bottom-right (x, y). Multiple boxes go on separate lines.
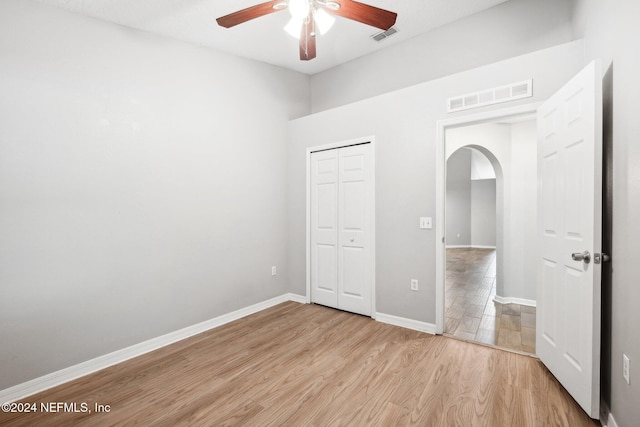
top-left (447, 120), bottom-right (537, 302)
top-left (310, 0), bottom-right (575, 112)
top-left (571, 0), bottom-right (640, 424)
top-left (288, 41), bottom-right (584, 323)
top-left (509, 120), bottom-right (538, 301)
top-left (471, 179), bottom-right (497, 247)
top-left (446, 149), bottom-right (472, 246)
top-left (470, 149), bottom-right (497, 180)
top-left (0, 0), bottom-right (309, 390)
top-left (446, 148), bottom-right (497, 248)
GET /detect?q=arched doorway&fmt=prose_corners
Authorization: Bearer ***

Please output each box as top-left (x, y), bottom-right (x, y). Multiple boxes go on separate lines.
top-left (445, 147), bottom-right (502, 338)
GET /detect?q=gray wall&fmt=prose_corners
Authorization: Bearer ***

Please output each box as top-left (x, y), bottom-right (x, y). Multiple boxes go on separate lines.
top-left (288, 41), bottom-right (584, 323)
top-left (310, 0), bottom-right (575, 112)
top-left (508, 120), bottom-right (537, 301)
top-left (446, 149), bottom-right (472, 246)
top-left (572, 0), bottom-right (640, 424)
top-left (0, 0), bottom-right (309, 390)
top-left (445, 149), bottom-right (497, 248)
top-left (471, 179), bottom-right (497, 247)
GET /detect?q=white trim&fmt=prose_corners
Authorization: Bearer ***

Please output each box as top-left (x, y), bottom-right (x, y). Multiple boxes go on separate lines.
top-left (305, 136), bottom-right (376, 317)
top-left (600, 401), bottom-right (619, 427)
top-left (445, 245), bottom-right (497, 249)
top-left (493, 295), bottom-right (536, 307)
top-left (376, 312), bottom-right (436, 334)
top-left (0, 293), bottom-right (306, 404)
top-left (447, 79), bottom-right (533, 113)
top-left (435, 119), bottom-right (445, 334)
top-left (286, 293), bottom-right (307, 304)
top-left (435, 102), bottom-right (543, 336)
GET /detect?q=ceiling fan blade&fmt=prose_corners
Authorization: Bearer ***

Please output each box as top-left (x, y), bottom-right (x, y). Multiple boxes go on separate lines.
top-left (299, 17), bottom-right (316, 61)
top-left (216, 1), bottom-right (285, 28)
top-left (328, 0), bottom-right (397, 30)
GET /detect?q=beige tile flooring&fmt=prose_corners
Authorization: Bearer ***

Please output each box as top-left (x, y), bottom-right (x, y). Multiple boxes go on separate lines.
top-left (445, 248), bottom-right (536, 354)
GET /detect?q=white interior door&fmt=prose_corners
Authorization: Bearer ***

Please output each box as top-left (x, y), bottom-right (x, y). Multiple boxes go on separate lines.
top-left (337, 145), bottom-right (373, 315)
top-left (311, 149), bottom-right (339, 309)
top-left (310, 143), bottom-right (373, 316)
top-left (536, 60), bottom-right (602, 419)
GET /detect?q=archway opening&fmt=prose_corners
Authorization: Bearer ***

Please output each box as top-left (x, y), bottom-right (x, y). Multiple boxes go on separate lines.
top-left (445, 147), bottom-right (502, 338)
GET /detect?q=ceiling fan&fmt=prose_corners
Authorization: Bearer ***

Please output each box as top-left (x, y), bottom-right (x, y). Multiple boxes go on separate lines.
top-left (216, 0), bottom-right (397, 61)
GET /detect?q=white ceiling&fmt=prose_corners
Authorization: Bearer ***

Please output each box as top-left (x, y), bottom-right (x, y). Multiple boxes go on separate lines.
top-left (36, 0), bottom-right (510, 75)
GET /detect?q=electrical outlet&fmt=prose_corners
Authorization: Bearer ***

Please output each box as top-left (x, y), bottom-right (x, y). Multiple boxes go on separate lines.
top-left (410, 279), bottom-right (418, 291)
top-left (271, 266), bottom-right (277, 276)
top-left (623, 353), bottom-right (630, 384)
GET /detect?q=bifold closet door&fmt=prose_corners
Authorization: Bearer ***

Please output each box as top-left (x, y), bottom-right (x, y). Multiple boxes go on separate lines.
top-left (311, 143), bottom-right (373, 316)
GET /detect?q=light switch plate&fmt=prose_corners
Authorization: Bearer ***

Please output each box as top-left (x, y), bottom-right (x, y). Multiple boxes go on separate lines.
top-left (623, 353), bottom-right (630, 384)
top-left (419, 217), bottom-right (432, 229)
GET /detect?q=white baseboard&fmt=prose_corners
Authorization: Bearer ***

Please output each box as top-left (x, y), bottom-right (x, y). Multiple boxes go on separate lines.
top-left (493, 295), bottom-right (536, 307)
top-left (445, 245), bottom-right (496, 249)
top-left (286, 293), bottom-right (307, 304)
top-left (0, 293), bottom-right (306, 404)
top-left (600, 401), bottom-right (618, 427)
top-left (375, 312), bottom-right (436, 334)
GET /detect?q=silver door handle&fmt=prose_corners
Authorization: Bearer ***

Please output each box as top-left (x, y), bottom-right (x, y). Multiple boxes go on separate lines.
top-left (571, 250), bottom-right (591, 264)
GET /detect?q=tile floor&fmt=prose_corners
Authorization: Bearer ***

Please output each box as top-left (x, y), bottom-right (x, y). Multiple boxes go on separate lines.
top-left (445, 248), bottom-right (536, 354)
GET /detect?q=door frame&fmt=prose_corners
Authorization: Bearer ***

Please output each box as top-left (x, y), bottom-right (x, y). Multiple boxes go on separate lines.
top-left (305, 136), bottom-right (377, 317)
top-left (435, 103), bottom-right (541, 334)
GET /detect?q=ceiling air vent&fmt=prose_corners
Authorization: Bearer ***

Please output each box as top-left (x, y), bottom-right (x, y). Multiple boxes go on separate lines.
top-left (371, 27), bottom-right (397, 42)
top-left (447, 79), bottom-right (533, 113)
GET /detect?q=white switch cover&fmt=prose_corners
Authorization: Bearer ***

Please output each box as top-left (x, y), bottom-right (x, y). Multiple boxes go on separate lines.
top-left (271, 266), bottom-right (277, 276)
top-left (419, 217), bottom-right (432, 229)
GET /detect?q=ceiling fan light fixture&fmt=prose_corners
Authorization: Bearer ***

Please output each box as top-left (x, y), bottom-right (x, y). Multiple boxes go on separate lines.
top-left (284, 17), bottom-right (303, 39)
top-left (272, 1), bottom-right (288, 10)
top-left (216, 0), bottom-right (395, 62)
top-left (313, 8), bottom-right (335, 35)
top-left (288, 0), bottom-right (310, 20)
top-left (322, 1), bottom-right (341, 11)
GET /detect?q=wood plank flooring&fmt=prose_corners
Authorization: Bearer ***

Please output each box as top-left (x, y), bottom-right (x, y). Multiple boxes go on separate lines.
top-left (0, 302), bottom-right (597, 426)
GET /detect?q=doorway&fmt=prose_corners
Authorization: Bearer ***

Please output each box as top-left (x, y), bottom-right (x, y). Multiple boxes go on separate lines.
top-left (437, 108), bottom-right (539, 354)
top-left (436, 61), bottom-right (603, 419)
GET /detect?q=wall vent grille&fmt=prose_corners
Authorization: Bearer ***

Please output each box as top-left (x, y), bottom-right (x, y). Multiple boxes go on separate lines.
top-left (447, 79), bottom-right (533, 113)
top-left (371, 27), bottom-right (397, 42)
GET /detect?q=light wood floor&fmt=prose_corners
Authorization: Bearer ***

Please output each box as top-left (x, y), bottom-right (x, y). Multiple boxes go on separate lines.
top-left (1, 302), bottom-right (597, 426)
top-left (446, 248), bottom-right (537, 353)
